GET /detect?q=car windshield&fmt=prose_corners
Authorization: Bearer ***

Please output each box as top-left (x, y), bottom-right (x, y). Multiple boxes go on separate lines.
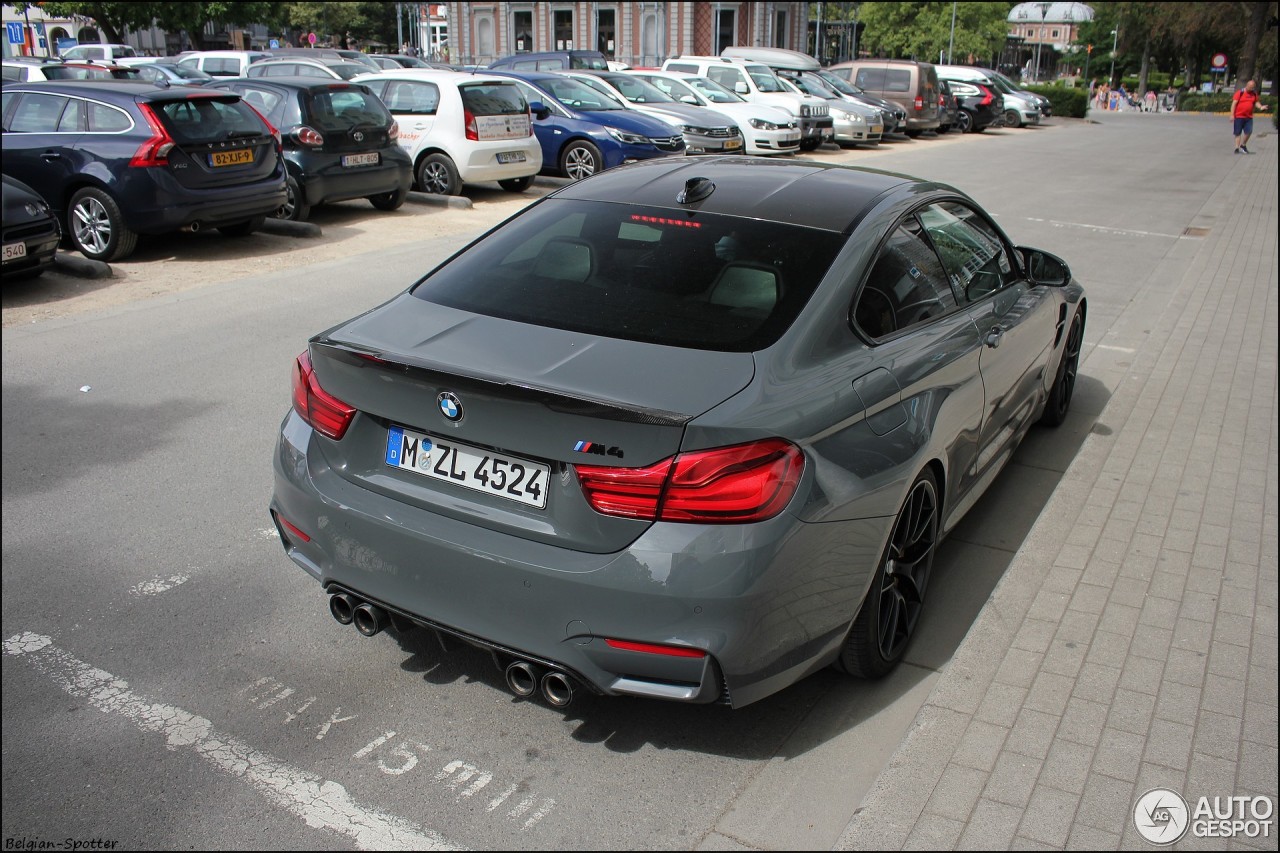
top-left (331, 63), bottom-right (371, 80)
top-left (991, 71), bottom-right (1023, 93)
top-left (791, 74), bottom-right (838, 99)
top-left (684, 76), bottom-right (745, 104)
top-left (394, 55), bottom-right (431, 68)
top-left (541, 77), bottom-right (625, 110)
top-left (747, 67), bottom-right (787, 93)
top-left (410, 198), bottom-right (845, 352)
top-left (602, 74), bottom-right (676, 104)
top-left (153, 96), bottom-right (267, 143)
top-left (815, 70), bottom-right (860, 96)
top-left (167, 64), bottom-right (213, 80)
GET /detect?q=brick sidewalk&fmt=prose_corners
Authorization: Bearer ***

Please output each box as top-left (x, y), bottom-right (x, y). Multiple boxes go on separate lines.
top-left (837, 135), bottom-right (1277, 849)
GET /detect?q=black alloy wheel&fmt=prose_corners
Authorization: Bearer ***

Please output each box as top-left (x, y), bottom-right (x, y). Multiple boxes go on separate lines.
top-left (838, 468), bottom-right (940, 678)
top-left (417, 153), bottom-right (462, 195)
top-left (1039, 309), bottom-right (1085, 427)
top-left (275, 176), bottom-right (310, 222)
top-left (956, 109), bottom-right (974, 134)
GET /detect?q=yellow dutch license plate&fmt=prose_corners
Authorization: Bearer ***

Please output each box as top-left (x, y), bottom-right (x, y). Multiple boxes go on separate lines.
top-left (210, 149), bottom-right (255, 168)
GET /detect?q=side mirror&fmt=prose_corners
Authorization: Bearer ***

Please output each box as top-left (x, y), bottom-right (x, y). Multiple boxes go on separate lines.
top-left (680, 94), bottom-right (698, 105)
top-left (734, 82), bottom-right (749, 95)
top-left (1018, 247), bottom-right (1071, 286)
top-left (529, 100), bottom-right (552, 120)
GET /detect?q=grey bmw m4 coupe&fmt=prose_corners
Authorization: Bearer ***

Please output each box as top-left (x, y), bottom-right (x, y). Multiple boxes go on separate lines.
top-left (271, 155), bottom-right (1086, 709)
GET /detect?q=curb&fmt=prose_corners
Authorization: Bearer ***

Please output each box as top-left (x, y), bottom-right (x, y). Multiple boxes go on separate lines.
top-left (406, 191), bottom-right (473, 210)
top-left (52, 253), bottom-right (113, 279)
top-left (259, 218), bottom-right (323, 238)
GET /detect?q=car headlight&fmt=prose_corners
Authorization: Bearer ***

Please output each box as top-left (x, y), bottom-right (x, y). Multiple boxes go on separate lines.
top-left (606, 127), bottom-right (649, 145)
top-left (749, 118), bottom-right (782, 130)
top-left (799, 104), bottom-right (811, 117)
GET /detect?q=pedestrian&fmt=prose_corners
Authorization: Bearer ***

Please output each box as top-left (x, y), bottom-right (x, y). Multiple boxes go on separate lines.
top-left (1144, 89), bottom-right (1157, 112)
top-left (1232, 79), bottom-right (1268, 154)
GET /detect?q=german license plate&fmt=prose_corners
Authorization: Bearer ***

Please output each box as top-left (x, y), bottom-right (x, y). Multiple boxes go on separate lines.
top-left (210, 149), bottom-right (254, 167)
top-left (724, 138), bottom-right (742, 150)
top-left (342, 152), bottom-right (380, 167)
top-left (496, 151), bottom-right (526, 164)
top-left (2, 241), bottom-right (27, 263)
top-left (386, 426), bottom-right (549, 509)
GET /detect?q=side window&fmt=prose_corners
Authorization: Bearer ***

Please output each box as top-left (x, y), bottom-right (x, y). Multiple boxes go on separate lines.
top-left (383, 80), bottom-right (439, 115)
top-left (57, 97), bottom-right (86, 132)
top-left (87, 101), bottom-right (131, 132)
top-left (665, 63), bottom-right (698, 73)
top-left (8, 93), bottom-right (69, 133)
top-left (853, 218), bottom-right (957, 340)
top-left (855, 68), bottom-right (885, 90)
top-left (885, 68), bottom-right (912, 93)
top-left (707, 67), bottom-right (745, 91)
top-left (918, 202), bottom-right (1015, 302)
top-left (3, 65), bottom-right (23, 82)
top-left (240, 86), bottom-right (284, 119)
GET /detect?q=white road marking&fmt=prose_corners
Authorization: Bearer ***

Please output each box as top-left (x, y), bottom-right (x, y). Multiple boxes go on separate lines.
top-left (3, 632), bottom-right (465, 851)
top-left (486, 783), bottom-right (518, 812)
top-left (311, 707), bottom-right (358, 740)
top-left (507, 796), bottom-right (536, 820)
top-left (1095, 344), bottom-right (1138, 353)
top-left (523, 799), bottom-right (556, 831)
top-left (129, 574), bottom-right (190, 597)
top-left (1024, 216), bottom-right (1183, 240)
top-left (354, 731), bottom-right (397, 759)
top-left (258, 688), bottom-right (294, 710)
top-left (459, 772), bottom-right (493, 798)
top-left (283, 696), bottom-right (316, 724)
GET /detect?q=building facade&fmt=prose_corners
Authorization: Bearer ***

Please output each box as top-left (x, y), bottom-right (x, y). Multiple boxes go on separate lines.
top-left (441, 2), bottom-right (809, 68)
top-left (1005, 1), bottom-right (1094, 81)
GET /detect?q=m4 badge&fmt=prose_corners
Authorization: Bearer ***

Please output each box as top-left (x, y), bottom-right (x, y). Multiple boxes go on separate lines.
top-left (573, 441), bottom-right (624, 459)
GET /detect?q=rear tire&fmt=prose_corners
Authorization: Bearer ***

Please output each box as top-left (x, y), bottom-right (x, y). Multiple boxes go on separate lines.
top-left (218, 215), bottom-right (265, 237)
top-left (837, 468), bottom-right (940, 678)
top-left (498, 175), bottom-right (534, 192)
top-left (275, 176), bottom-right (310, 222)
top-left (1039, 309), bottom-right (1085, 427)
top-left (956, 110), bottom-right (974, 134)
top-left (417, 153), bottom-right (462, 195)
top-left (1003, 108), bottom-right (1022, 128)
top-left (68, 187), bottom-right (137, 262)
top-left (559, 140), bottom-right (602, 181)
top-left (368, 187), bottom-right (409, 211)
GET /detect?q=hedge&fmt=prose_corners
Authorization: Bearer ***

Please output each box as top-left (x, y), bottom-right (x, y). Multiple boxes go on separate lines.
top-left (1177, 93), bottom-right (1278, 114)
top-left (1024, 84), bottom-right (1089, 118)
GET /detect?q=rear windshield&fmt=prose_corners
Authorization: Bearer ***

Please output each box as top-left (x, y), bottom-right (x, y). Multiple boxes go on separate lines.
top-left (569, 55), bottom-right (608, 70)
top-left (304, 88), bottom-right (391, 129)
top-left (459, 82), bottom-right (527, 115)
top-left (411, 199), bottom-right (845, 352)
top-left (153, 97), bottom-right (267, 143)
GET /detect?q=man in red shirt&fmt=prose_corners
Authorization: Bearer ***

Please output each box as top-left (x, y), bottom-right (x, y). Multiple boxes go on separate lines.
top-left (1232, 79), bottom-right (1267, 154)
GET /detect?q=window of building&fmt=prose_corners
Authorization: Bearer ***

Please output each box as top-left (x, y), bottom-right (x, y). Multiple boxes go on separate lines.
top-left (554, 8), bottom-right (574, 50)
top-left (715, 7), bottom-right (737, 55)
top-left (597, 8), bottom-right (615, 57)
top-left (641, 12), bottom-right (657, 63)
top-left (774, 10), bottom-right (788, 48)
top-left (1051, 29), bottom-right (1060, 39)
top-left (511, 9), bottom-right (533, 53)
top-left (476, 14), bottom-right (494, 58)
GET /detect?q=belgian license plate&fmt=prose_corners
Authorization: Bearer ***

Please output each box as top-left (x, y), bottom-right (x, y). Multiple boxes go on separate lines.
top-left (496, 151), bottom-right (526, 164)
top-left (210, 149), bottom-right (254, 168)
top-left (724, 138), bottom-right (742, 150)
top-left (343, 152), bottom-right (380, 167)
top-left (386, 426), bottom-right (549, 509)
top-left (2, 241), bottom-right (27, 263)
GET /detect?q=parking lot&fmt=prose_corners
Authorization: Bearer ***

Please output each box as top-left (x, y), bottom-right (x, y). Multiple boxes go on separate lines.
top-left (3, 111), bottom-right (1274, 850)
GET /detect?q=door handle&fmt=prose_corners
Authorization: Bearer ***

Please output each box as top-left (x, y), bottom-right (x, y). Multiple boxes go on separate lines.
top-left (985, 326), bottom-right (1005, 348)
top-left (41, 152), bottom-right (63, 161)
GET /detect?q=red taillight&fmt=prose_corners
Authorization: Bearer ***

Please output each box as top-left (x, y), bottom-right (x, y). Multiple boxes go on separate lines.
top-left (604, 638), bottom-right (707, 658)
top-left (291, 350), bottom-right (356, 440)
top-left (277, 514), bottom-right (311, 543)
top-left (464, 107), bottom-right (478, 141)
top-left (575, 438), bottom-right (804, 523)
top-left (244, 101), bottom-right (282, 150)
top-left (978, 85), bottom-right (993, 106)
top-left (129, 103), bottom-right (175, 167)
top-left (294, 126), bottom-right (325, 146)
top-left (914, 95), bottom-right (925, 111)
top-left (389, 121), bottom-right (399, 140)
top-left (939, 95), bottom-right (945, 107)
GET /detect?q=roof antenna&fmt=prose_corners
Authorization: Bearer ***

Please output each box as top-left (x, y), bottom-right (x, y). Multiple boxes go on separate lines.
top-left (677, 177), bottom-right (714, 204)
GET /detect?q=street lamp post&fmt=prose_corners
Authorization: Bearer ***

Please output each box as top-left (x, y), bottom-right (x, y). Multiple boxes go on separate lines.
top-left (1034, 2), bottom-right (1050, 82)
top-left (947, 0), bottom-right (956, 65)
top-left (1108, 28), bottom-right (1119, 85)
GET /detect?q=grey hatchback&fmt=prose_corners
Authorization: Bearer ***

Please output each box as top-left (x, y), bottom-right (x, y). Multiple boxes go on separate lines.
top-left (271, 156), bottom-right (1086, 709)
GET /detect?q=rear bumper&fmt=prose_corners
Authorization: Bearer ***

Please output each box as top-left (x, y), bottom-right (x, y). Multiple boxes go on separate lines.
top-left (457, 137), bottom-right (542, 183)
top-left (271, 410), bottom-right (879, 707)
top-left (293, 150), bottom-right (413, 206)
top-left (122, 167), bottom-right (287, 233)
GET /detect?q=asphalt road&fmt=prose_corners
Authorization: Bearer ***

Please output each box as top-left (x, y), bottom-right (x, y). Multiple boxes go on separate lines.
top-left (1, 111), bottom-right (1244, 851)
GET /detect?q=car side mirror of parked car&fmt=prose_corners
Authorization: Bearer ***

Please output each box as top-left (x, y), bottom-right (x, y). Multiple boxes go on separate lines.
top-left (529, 101), bottom-right (552, 120)
top-left (680, 95), bottom-right (698, 105)
top-left (1019, 247), bottom-right (1071, 286)
top-left (735, 83), bottom-right (750, 95)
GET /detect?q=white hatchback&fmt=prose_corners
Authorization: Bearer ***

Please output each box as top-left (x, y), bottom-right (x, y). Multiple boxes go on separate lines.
top-left (353, 70), bottom-right (542, 195)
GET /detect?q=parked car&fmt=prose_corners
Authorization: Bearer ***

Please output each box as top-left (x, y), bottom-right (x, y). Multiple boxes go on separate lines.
top-left (826, 58), bottom-right (941, 135)
top-left (2, 175), bottom-right (60, 279)
top-left (176, 50), bottom-right (274, 78)
top-left (623, 70), bottom-right (801, 155)
top-left (943, 78), bottom-right (1004, 133)
top-left (661, 55), bottom-right (832, 150)
top-left (269, 155), bottom-right (1086, 709)
top-left (246, 57), bottom-right (372, 81)
top-left (938, 79), bottom-right (960, 133)
top-left (3, 57), bottom-right (67, 82)
top-left (353, 69), bottom-right (540, 195)
top-left (3, 59), bottom-right (141, 82)
top-left (809, 68), bottom-right (906, 134)
top-left (368, 53), bottom-right (433, 70)
top-left (988, 68), bottom-right (1052, 120)
top-left (59, 43), bottom-right (139, 63)
top-left (124, 61), bottom-right (215, 87)
top-left (204, 79), bottom-right (412, 221)
top-left (775, 72), bottom-right (883, 147)
top-left (559, 70), bottom-right (744, 155)
top-left (486, 50), bottom-right (609, 72)
top-left (936, 65), bottom-right (1039, 129)
top-left (267, 48), bottom-right (381, 72)
top-left (487, 70), bottom-right (685, 181)
top-left (1, 80), bottom-right (286, 261)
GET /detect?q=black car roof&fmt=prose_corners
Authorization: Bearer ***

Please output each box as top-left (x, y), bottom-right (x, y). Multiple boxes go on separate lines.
top-left (550, 156), bottom-right (929, 234)
top-left (207, 78), bottom-right (372, 92)
top-left (0, 80), bottom-right (236, 101)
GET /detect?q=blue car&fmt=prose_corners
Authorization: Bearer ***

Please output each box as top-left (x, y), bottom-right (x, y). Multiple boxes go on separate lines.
top-left (487, 70), bottom-right (684, 180)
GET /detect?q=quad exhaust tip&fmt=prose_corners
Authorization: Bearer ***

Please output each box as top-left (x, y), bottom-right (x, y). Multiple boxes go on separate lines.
top-left (505, 661), bottom-right (540, 697)
top-left (329, 593), bottom-right (357, 625)
top-left (352, 602), bottom-right (388, 637)
top-left (540, 671), bottom-right (574, 707)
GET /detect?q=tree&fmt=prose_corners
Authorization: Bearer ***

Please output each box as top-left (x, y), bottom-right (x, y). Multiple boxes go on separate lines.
top-left (42, 1), bottom-right (285, 49)
top-left (41, 2), bottom-right (163, 45)
top-left (849, 2), bottom-right (1011, 65)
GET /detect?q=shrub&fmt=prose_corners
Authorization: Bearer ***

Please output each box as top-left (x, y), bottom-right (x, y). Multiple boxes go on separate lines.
top-left (1024, 84), bottom-right (1089, 118)
top-left (1179, 93), bottom-right (1278, 113)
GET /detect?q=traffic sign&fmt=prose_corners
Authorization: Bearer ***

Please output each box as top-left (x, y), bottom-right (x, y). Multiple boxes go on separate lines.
top-left (6, 21), bottom-right (24, 45)
top-left (269, 38), bottom-right (279, 49)
top-left (1211, 53), bottom-right (1228, 69)
top-left (308, 32), bottom-right (317, 45)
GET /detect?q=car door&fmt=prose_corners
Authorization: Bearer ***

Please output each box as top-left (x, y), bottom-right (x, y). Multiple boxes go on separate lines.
top-left (0, 91), bottom-right (84, 215)
top-left (374, 79), bottom-right (440, 158)
top-left (510, 80), bottom-right (576, 173)
top-left (918, 200), bottom-right (1058, 488)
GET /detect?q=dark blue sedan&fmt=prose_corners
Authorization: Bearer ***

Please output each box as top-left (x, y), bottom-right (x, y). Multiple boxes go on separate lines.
top-left (487, 70), bottom-right (685, 179)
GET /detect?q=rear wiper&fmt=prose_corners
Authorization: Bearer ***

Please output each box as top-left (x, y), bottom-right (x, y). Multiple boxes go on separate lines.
top-left (225, 130), bottom-right (260, 140)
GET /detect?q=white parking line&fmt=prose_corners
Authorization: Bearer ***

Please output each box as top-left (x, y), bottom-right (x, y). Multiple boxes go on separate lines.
top-left (1024, 216), bottom-right (1184, 240)
top-left (129, 574), bottom-right (191, 597)
top-left (3, 632), bottom-right (466, 852)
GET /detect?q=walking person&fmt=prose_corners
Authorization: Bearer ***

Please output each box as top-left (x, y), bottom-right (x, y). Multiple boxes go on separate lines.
top-left (1232, 79), bottom-right (1267, 154)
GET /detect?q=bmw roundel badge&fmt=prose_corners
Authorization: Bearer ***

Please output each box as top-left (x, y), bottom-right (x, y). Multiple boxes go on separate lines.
top-left (438, 392), bottom-right (463, 422)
